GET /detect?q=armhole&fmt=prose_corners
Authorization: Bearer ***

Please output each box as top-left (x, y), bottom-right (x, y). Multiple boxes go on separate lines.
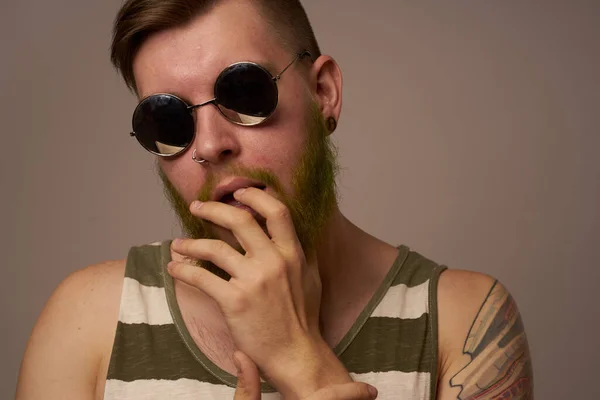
top-left (102, 257), bottom-right (131, 384)
top-left (428, 264), bottom-right (448, 400)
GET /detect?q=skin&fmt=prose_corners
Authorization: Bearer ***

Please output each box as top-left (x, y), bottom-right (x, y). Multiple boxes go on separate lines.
top-left (448, 282), bottom-right (533, 399)
top-left (232, 351), bottom-right (377, 400)
top-left (159, 101), bottom-right (339, 281)
top-left (16, 0), bottom-right (533, 398)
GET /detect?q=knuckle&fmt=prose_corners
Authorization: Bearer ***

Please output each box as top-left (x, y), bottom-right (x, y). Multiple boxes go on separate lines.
top-left (250, 276), bottom-right (269, 293)
top-left (235, 209), bottom-right (255, 225)
top-left (249, 259), bottom-right (285, 291)
top-left (270, 204), bottom-right (291, 221)
top-left (209, 239), bottom-right (228, 254)
top-left (228, 290), bottom-right (249, 313)
top-left (188, 269), bottom-right (204, 287)
top-left (268, 257), bottom-right (288, 278)
top-left (288, 249), bottom-right (306, 268)
top-left (317, 386), bottom-right (335, 399)
top-left (252, 270), bottom-right (274, 291)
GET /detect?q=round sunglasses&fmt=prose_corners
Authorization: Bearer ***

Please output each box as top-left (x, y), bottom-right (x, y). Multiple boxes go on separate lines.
top-left (130, 50), bottom-right (312, 157)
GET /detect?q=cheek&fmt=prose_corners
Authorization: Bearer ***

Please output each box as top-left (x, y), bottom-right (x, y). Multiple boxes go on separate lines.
top-left (158, 156), bottom-right (206, 203)
top-left (254, 114), bottom-right (311, 186)
top-left (256, 134), bottom-right (307, 191)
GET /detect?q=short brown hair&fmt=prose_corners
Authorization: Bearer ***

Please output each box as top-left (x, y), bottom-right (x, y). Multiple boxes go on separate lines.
top-left (110, 0), bottom-right (322, 94)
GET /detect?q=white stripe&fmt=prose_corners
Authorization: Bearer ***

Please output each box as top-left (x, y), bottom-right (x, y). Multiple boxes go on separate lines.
top-left (104, 372), bottom-right (430, 400)
top-left (104, 378), bottom-right (282, 400)
top-left (350, 371), bottom-right (431, 400)
top-left (118, 278), bottom-right (173, 325)
top-left (148, 241), bottom-right (163, 246)
top-left (371, 280), bottom-right (429, 319)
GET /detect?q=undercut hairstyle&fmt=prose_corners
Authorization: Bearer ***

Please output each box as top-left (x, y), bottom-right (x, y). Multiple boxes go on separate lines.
top-left (110, 0), bottom-right (322, 94)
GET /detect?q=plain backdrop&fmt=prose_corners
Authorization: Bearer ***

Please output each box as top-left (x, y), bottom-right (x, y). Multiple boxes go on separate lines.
top-left (2, 1), bottom-right (599, 399)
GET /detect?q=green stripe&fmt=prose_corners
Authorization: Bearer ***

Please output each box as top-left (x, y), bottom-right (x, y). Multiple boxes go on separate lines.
top-left (108, 315), bottom-right (435, 382)
top-left (428, 264), bottom-right (446, 400)
top-left (339, 314), bottom-right (434, 374)
top-left (333, 245), bottom-right (409, 356)
top-left (126, 242), bottom-right (440, 289)
top-left (124, 242), bottom-right (169, 288)
top-left (107, 322), bottom-right (223, 384)
top-left (391, 250), bottom-right (444, 288)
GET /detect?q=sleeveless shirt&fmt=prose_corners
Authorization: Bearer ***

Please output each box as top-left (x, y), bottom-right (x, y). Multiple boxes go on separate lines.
top-left (104, 241), bottom-right (447, 399)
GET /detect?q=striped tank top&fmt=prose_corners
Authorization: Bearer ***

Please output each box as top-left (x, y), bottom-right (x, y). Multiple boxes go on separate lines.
top-left (104, 241), bottom-right (447, 400)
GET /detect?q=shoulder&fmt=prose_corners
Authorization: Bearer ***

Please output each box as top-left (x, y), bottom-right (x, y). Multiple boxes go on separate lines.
top-left (30, 258), bottom-right (126, 340)
top-left (61, 259), bottom-right (126, 291)
top-left (436, 269), bottom-right (497, 360)
top-left (435, 269), bottom-right (533, 399)
top-left (41, 259), bottom-right (127, 359)
top-left (46, 260), bottom-right (127, 332)
top-left (17, 259), bottom-right (126, 399)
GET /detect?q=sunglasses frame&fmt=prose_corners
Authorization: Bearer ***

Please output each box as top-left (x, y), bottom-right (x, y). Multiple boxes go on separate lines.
top-left (130, 50), bottom-right (313, 157)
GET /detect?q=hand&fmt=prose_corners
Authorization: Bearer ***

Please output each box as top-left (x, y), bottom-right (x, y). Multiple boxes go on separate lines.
top-left (167, 187), bottom-right (350, 398)
top-left (233, 351), bottom-right (377, 400)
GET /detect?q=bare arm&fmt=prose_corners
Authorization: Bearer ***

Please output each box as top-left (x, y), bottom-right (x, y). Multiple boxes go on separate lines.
top-left (436, 270), bottom-right (533, 400)
top-left (16, 261), bottom-right (124, 400)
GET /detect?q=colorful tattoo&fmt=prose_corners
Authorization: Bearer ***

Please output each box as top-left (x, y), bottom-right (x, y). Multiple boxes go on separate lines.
top-left (450, 281), bottom-right (533, 399)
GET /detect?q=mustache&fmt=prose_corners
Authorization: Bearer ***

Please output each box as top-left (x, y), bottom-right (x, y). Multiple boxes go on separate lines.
top-left (194, 165), bottom-right (286, 203)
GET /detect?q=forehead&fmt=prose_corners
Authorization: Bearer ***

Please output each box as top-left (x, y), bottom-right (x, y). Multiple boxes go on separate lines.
top-left (133, 0), bottom-right (285, 99)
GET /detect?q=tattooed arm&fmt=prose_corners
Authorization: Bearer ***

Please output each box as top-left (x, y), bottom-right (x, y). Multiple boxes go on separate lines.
top-left (435, 270), bottom-right (533, 400)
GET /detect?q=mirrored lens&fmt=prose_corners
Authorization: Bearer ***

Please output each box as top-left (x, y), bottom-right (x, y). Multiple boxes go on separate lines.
top-left (132, 94), bottom-right (195, 156)
top-left (215, 63), bottom-right (278, 125)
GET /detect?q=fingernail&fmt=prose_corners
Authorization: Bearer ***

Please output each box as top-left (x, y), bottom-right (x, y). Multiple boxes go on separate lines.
top-left (234, 188), bottom-right (246, 196)
top-left (172, 238), bottom-right (182, 246)
top-left (191, 200), bottom-right (204, 209)
top-left (367, 385), bottom-right (378, 398)
top-left (167, 261), bottom-right (176, 271)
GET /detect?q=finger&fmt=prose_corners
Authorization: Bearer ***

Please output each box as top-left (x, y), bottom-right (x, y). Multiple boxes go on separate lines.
top-left (307, 382), bottom-right (378, 400)
top-left (189, 200), bottom-right (273, 255)
top-left (166, 260), bottom-right (231, 303)
top-left (233, 351), bottom-right (261, 400)
top-left (171, 239), bottom-right (245, 278)
top-left (232, 187), bottom-right (300, 250)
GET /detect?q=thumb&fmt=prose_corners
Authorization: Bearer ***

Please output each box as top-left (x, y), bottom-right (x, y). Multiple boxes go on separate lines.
top-left (233, 351), bottom-right (261, 400)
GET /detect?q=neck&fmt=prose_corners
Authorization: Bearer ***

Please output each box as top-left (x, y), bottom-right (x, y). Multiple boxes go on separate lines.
top-left (313, 206), bottom-right (399, 311)
top-left (314, 208), bottom-right (356, 284)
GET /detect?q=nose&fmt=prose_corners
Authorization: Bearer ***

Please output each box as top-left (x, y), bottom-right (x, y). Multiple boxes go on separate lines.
top-left (190, 102), bottom-right (240, 165)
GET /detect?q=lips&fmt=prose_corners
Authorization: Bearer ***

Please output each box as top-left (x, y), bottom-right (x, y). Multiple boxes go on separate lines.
top-left (212, 178), bottom-right (267, 203)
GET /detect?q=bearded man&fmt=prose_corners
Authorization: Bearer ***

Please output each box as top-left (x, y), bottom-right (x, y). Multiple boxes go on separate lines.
top-left (17, 0), bottom-right (533, 399)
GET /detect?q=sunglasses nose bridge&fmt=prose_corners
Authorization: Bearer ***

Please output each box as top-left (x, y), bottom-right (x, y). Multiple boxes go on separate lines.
top-left (187, 98), bottom-right (217, 112)
top-left (188, 98), bottom-right (241, 164)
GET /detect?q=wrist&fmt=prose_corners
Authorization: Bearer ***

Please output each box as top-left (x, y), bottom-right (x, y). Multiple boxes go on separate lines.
top-left (265, 335), bottom-right (352, 399)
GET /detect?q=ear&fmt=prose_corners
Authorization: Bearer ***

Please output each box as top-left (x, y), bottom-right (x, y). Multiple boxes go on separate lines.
top-left (309, 55), bottom-right (343, 129)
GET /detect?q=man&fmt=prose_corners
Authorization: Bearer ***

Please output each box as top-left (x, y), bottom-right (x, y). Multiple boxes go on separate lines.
top-left (16, 0), bottom-right (533, 399)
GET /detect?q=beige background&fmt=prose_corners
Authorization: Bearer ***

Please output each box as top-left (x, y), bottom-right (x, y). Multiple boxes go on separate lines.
top-left (2, 1), bottom-right (599, 398)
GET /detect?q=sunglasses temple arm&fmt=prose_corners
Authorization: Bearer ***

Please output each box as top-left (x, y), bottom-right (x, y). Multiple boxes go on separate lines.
top-left (273, 51), bottom-right (312, 81)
